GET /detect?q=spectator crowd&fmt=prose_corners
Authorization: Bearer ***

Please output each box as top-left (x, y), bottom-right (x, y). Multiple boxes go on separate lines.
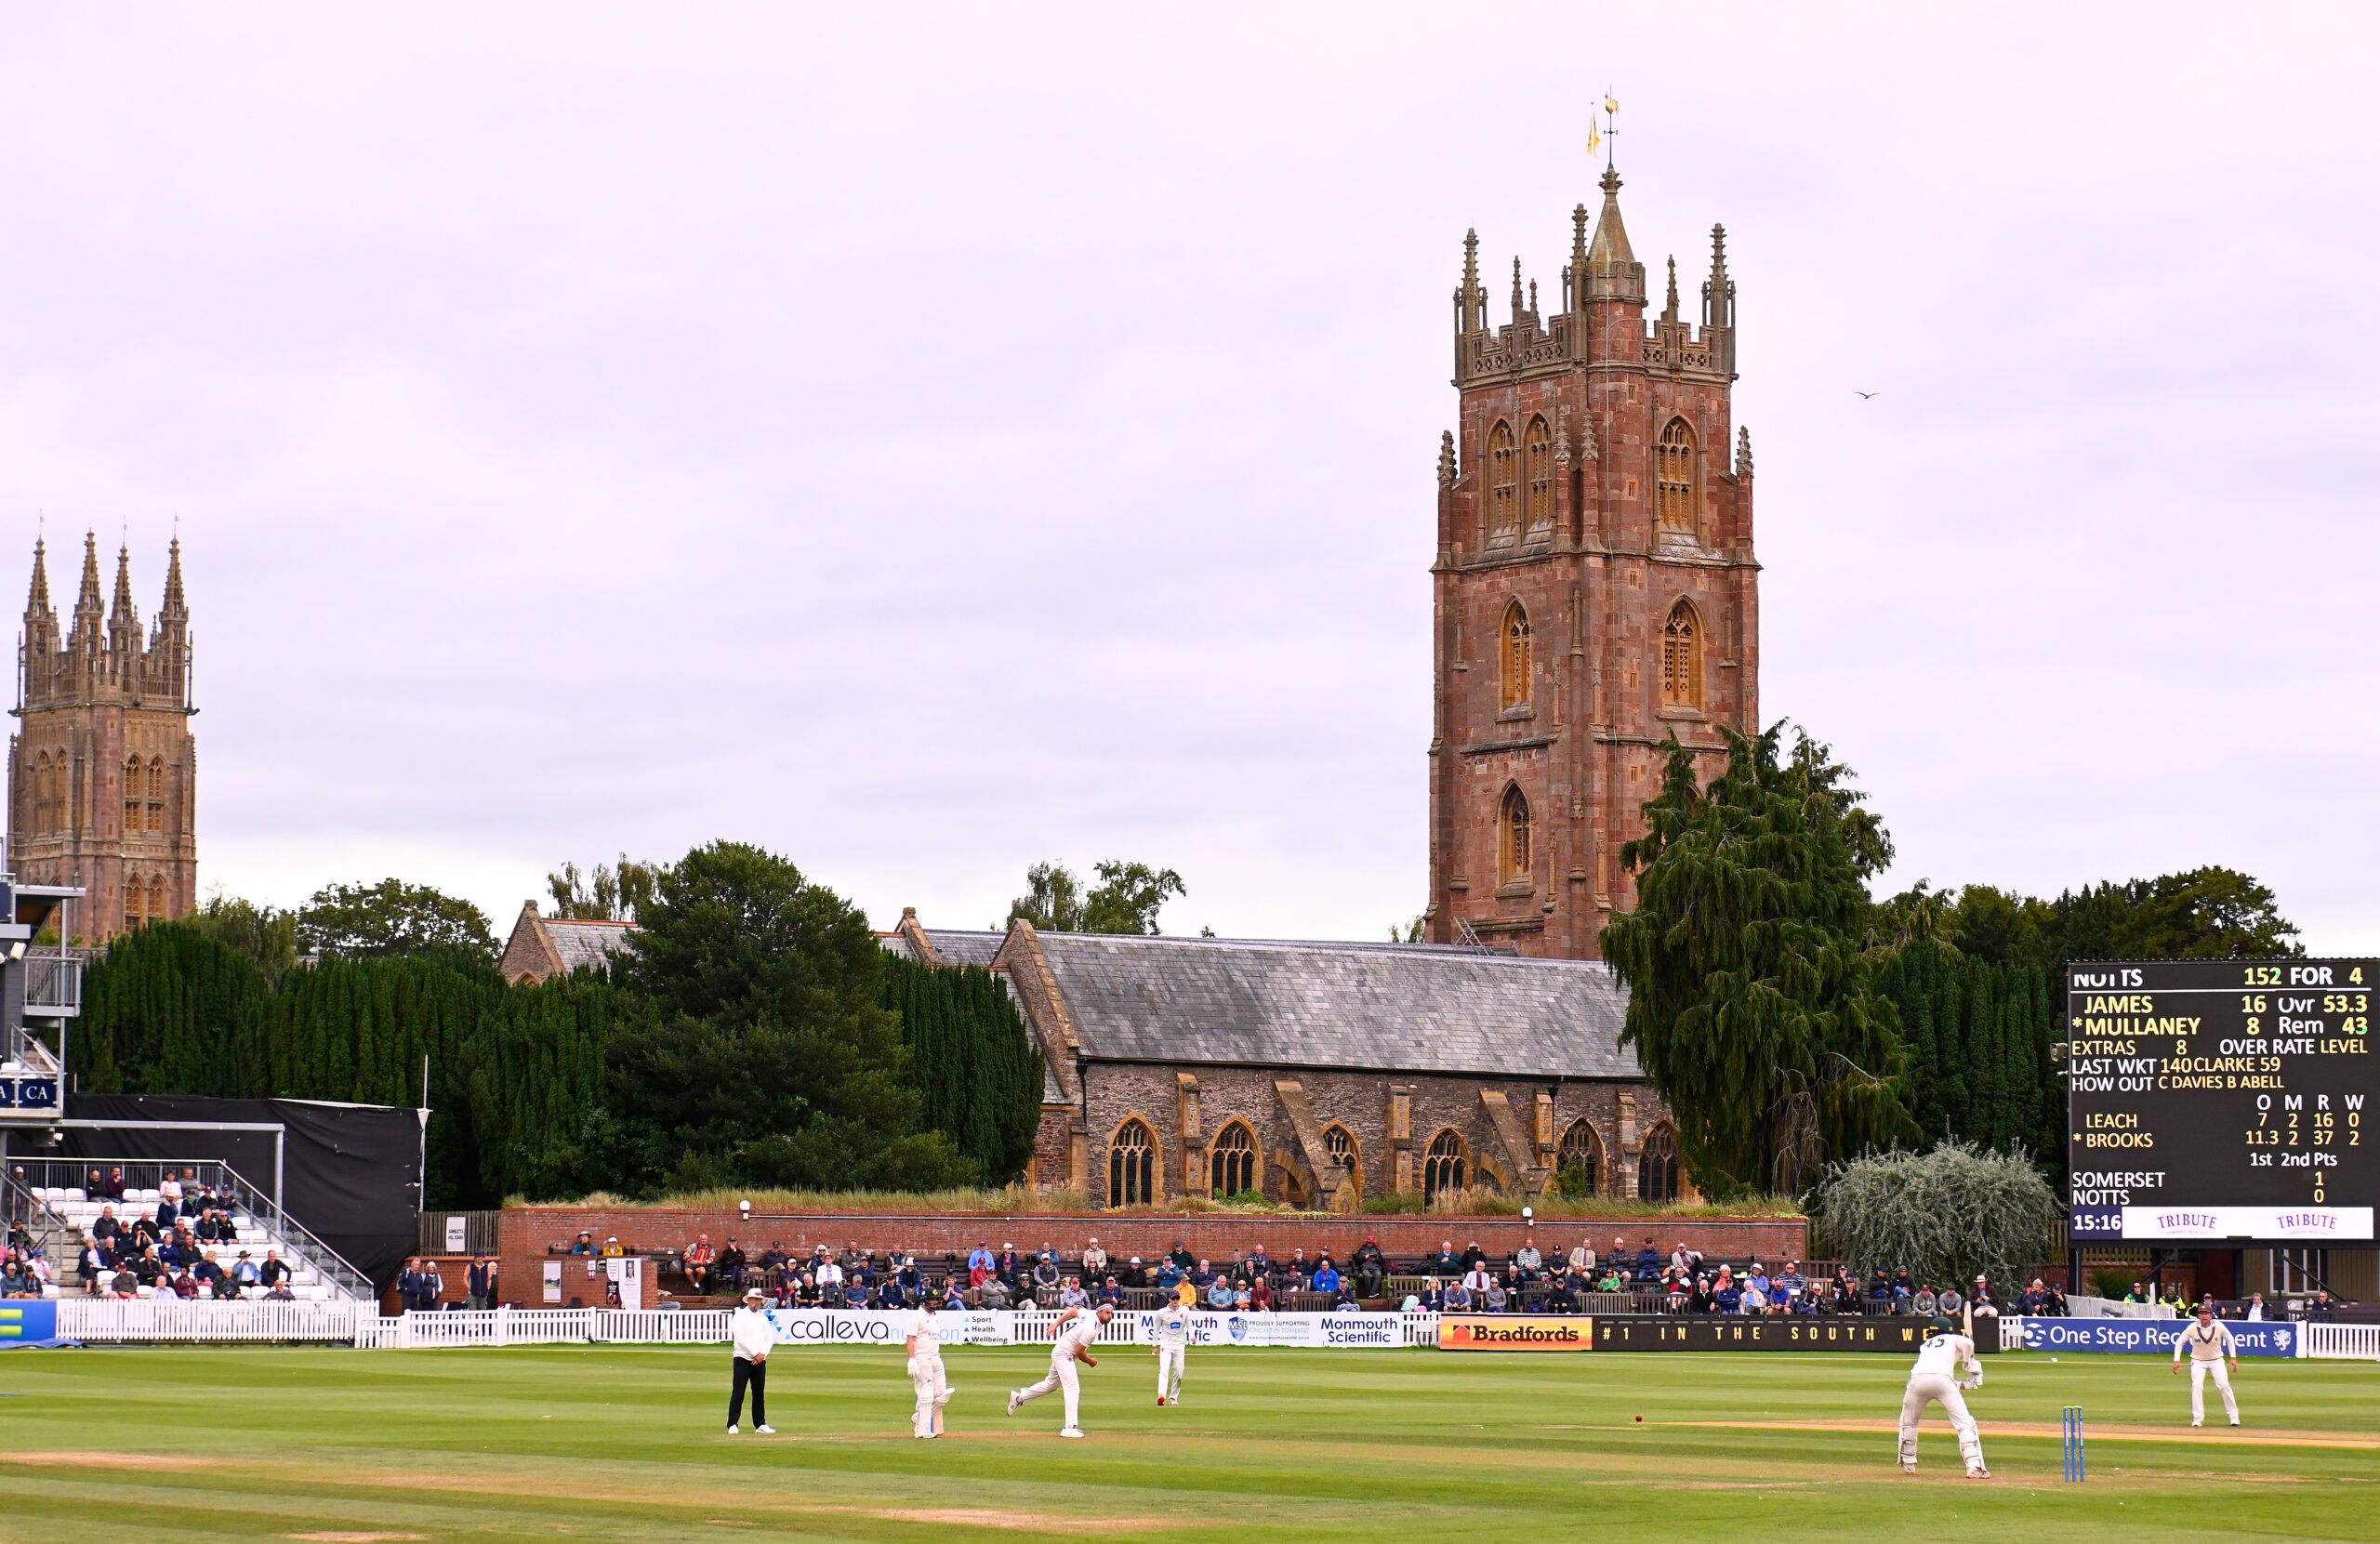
top-left (615, 1229), bottom-right (2074, 1319)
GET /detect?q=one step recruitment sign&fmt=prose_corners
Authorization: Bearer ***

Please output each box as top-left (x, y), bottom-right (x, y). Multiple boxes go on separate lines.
top-left (2067, 958), bottom-right (2374, 1243)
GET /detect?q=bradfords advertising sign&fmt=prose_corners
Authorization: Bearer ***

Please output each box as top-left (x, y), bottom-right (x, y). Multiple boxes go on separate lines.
top-left (1438, 1315), bottom-right (1592, 1351)
top-left (2006, 1316), bottom-right (2301, 1358)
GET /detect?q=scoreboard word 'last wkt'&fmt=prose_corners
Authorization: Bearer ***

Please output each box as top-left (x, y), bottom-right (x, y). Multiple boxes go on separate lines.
top-left (2067, 958), bottom-right (2373, 1243)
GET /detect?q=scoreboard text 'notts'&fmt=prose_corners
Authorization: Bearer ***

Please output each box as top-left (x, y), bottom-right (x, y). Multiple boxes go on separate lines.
top-left (2066, 958), bottom-right (2373, 1243)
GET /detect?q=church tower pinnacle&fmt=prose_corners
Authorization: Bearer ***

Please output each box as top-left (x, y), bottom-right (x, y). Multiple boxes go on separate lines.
top-left (1429, 163), bottom-right (1759, 959)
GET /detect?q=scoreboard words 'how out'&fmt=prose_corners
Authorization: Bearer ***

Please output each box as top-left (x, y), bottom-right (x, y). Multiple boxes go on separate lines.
top-left (2067, 959), bottom-right (2375, 1242)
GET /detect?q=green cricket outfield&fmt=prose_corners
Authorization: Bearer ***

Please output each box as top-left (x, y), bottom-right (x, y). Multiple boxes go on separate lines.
top-left (3, 1345), bottom-right (2376, 1541)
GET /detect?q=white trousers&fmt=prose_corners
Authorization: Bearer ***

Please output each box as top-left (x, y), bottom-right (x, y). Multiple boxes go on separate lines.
top-left (908, 1352), bottom-right (949, 1436)
top-left (1157, 1342), bottom-right (1186, 1400)
top-left (1017, 1353), bottom-right (1081, 1428)
top-left (2188, 1359), bottom-right (2238, 1424)
top-left (1898, 1373), bottom-right (1984, 1472)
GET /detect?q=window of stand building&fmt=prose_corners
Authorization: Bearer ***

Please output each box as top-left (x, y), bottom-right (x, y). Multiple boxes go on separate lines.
top-left (1557, 1118), bottom-right (1602, 1195)
top-left (1486, 421), bottom-right (1517, 543)
top-left (1210, 1122), bottom-right (1257, 1198)
top-left (1499, 785), bottom-right (1532, 886)
top-left (1500, 601), bottom-right (1532, 712)
top-left (1637, 1124), bottom-right (1681, 1202)
top-left (1660, 600), bottom-right (1701, 710)
top-left (1423, 1129), bottom-right (1467, 1206)
top-left (1108, 1119), bottom-right (1156, 1207)
top-left (1655, 417), bottom-right (1699, 537)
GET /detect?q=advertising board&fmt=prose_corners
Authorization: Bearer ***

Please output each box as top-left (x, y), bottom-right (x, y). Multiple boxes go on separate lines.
top-left (2003, 1315), bottom-right (2300, 1357)
top-left (1591, 1317), bottom-right (1969, 1353)
top-left (1437, 1315), bottom-right (1592, 1350)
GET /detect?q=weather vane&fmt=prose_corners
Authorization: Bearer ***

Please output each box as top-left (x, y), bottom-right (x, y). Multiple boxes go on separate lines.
top-left (1590, 89), bottom-right (1619, 169)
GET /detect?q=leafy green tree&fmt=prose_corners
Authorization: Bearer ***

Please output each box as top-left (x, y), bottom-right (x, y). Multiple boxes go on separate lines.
top-left (547, 855), bottom-right (665, 922)
top-left (879, 954), bottom-right (1045, 1184)
top-left (77, 923), bottom-right (274, 1098)
top-left (297, 878), bottom-right (497, 960)
top-left (185, 893), bottom-right (300, 981)
top-left (1082, 860), bottom-right (1185, 935)
top-left (1815, 1141), bottom-right (2059, 1294)
top-left (1008, 862), bottom-right (1086, 931)
top-left (1600, 725), bottom-right (1912, 1197)
top-left (1010, 859), bottom-right (1185, 934)
top-left (463, 972), bottom-right (618, 1201)
top-left (608, 841), bottom-right (972, 1193)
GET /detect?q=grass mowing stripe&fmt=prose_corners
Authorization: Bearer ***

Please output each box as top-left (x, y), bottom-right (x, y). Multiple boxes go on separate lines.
top-left (3, 1346), bottom-right (2376, 1541)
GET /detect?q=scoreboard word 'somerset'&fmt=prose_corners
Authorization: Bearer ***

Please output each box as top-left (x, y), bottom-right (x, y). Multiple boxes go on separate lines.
top-left (2066, 958), bottom-right (2373, 1243)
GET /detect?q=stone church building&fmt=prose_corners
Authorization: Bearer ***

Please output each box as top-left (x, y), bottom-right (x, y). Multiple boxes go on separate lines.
top-left (885, 912), bottom-right (1687, 1208)
top-left (1429, 166), bottom-right (1759, 959)
top-left (8, 535), bottom-right (197, 939)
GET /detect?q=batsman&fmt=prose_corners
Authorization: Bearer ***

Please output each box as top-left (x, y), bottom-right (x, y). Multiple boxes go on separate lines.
top-left (1898, 1322), bottom-right (1990, 1477)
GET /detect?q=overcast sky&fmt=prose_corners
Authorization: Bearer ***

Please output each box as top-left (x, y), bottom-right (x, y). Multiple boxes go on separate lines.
top-left (2, 5), bottom-right (2373, 950)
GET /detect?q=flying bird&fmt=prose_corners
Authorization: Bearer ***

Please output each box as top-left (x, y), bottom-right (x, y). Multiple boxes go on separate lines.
top-left (1855, 391), bottom-right (1879, 399)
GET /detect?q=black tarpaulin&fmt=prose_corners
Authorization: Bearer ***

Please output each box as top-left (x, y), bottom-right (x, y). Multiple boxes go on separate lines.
top-left (53, 1093), bottom-right (421, 1290)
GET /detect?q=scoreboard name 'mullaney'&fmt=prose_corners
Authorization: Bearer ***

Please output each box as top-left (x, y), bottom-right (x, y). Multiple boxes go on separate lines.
top-left (2067, 959), bottom-right (2373, 1243)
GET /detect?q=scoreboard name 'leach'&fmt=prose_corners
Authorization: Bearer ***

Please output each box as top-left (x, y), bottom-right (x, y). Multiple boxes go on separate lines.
top-left (2066, 958), bottom-right (2374, 1243)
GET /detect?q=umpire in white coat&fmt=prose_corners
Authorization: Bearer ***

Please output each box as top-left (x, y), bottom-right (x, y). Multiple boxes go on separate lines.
top-left (728, 1286), bottom-right (777, 1433)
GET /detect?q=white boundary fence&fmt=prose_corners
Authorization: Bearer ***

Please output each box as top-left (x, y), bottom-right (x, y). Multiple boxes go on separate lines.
top-left (48, 1301), bottom-right (1440, 1350)
top-left (56, 1299), bottom-right (375, 1343)
top-left (2305, 1323), bottom-right (2380, 1361)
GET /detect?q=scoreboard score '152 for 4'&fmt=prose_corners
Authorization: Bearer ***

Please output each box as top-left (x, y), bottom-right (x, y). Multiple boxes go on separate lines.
top-left (2066, 958), bottom-right (2373, 1243)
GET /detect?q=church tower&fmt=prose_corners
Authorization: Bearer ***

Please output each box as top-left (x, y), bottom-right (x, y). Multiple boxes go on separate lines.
top-left (8, 534), bottom-right (198, 939)
top-left (1427, 165), bottom-right (1759, 959)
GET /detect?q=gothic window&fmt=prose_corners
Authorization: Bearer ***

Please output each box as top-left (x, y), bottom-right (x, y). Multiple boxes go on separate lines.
top-left (1557, 1118), bottom-right (1603, 1196)
top-left (33, 753), bottom-right (49, 833)
top-left (148, 875), bottom-right (168, 922)
top-left (1486, 421), bottom-right (1517, 542)
top-left (1500, 600), bottom-right (1532, 712)
top-left (1637, 1123), bottom-right (1682, 1202)
top-left (147, 757), bottom-right (165, 830)
top-left (1108, 1118), bottom-right (1156, 1207)
top-left (124, 757), bottom-right (142, 832)
top-left (1323, 1123), bottom-right (1359, 1188)
top-left (1499, 784), bottom-right (1532, 886)
top-left (1524, 416), bottom-right (1554, 534)
top-left (1660, 600), bottom-right (1702, 710)
top-left (1210, 1121), bottom-right (1258, 1198)
top-left (1422, 1128), bottom-right (1468, 1205)
top-left (1655, 417), bottom-right (1699, 535)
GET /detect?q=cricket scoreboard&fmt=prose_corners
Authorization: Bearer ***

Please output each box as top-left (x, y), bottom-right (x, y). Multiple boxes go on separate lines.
top-left (2067, 958), bottom-right (2374, 1242)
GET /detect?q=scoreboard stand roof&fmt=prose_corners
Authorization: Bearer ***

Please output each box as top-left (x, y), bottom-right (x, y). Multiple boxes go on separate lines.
top-left (2067, 958), bottom-right (2372, 1246)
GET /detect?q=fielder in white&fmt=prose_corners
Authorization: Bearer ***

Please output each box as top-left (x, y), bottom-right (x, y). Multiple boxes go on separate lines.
top-left (905, 1295), bottom-right (955, 1438)
top-left (2171, 1303), bottom-right (2241, 1427)
top-left (1008, 1303), bottom-right (1113, 1437)
top-left (1152, 1293), bottom-right (1192, 1405)
top-left (1898, 1326), bottom-right (1989, 1477)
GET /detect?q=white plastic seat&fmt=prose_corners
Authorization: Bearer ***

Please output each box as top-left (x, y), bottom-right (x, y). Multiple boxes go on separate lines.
top-left (65, 1188), bottom-right (86, 1203)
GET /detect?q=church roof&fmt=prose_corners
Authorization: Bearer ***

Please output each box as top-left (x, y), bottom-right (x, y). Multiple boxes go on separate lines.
top-left (544, 918), bottom-right (637, 973)
top-left (893, 926), bottom-right (1635, 1081)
